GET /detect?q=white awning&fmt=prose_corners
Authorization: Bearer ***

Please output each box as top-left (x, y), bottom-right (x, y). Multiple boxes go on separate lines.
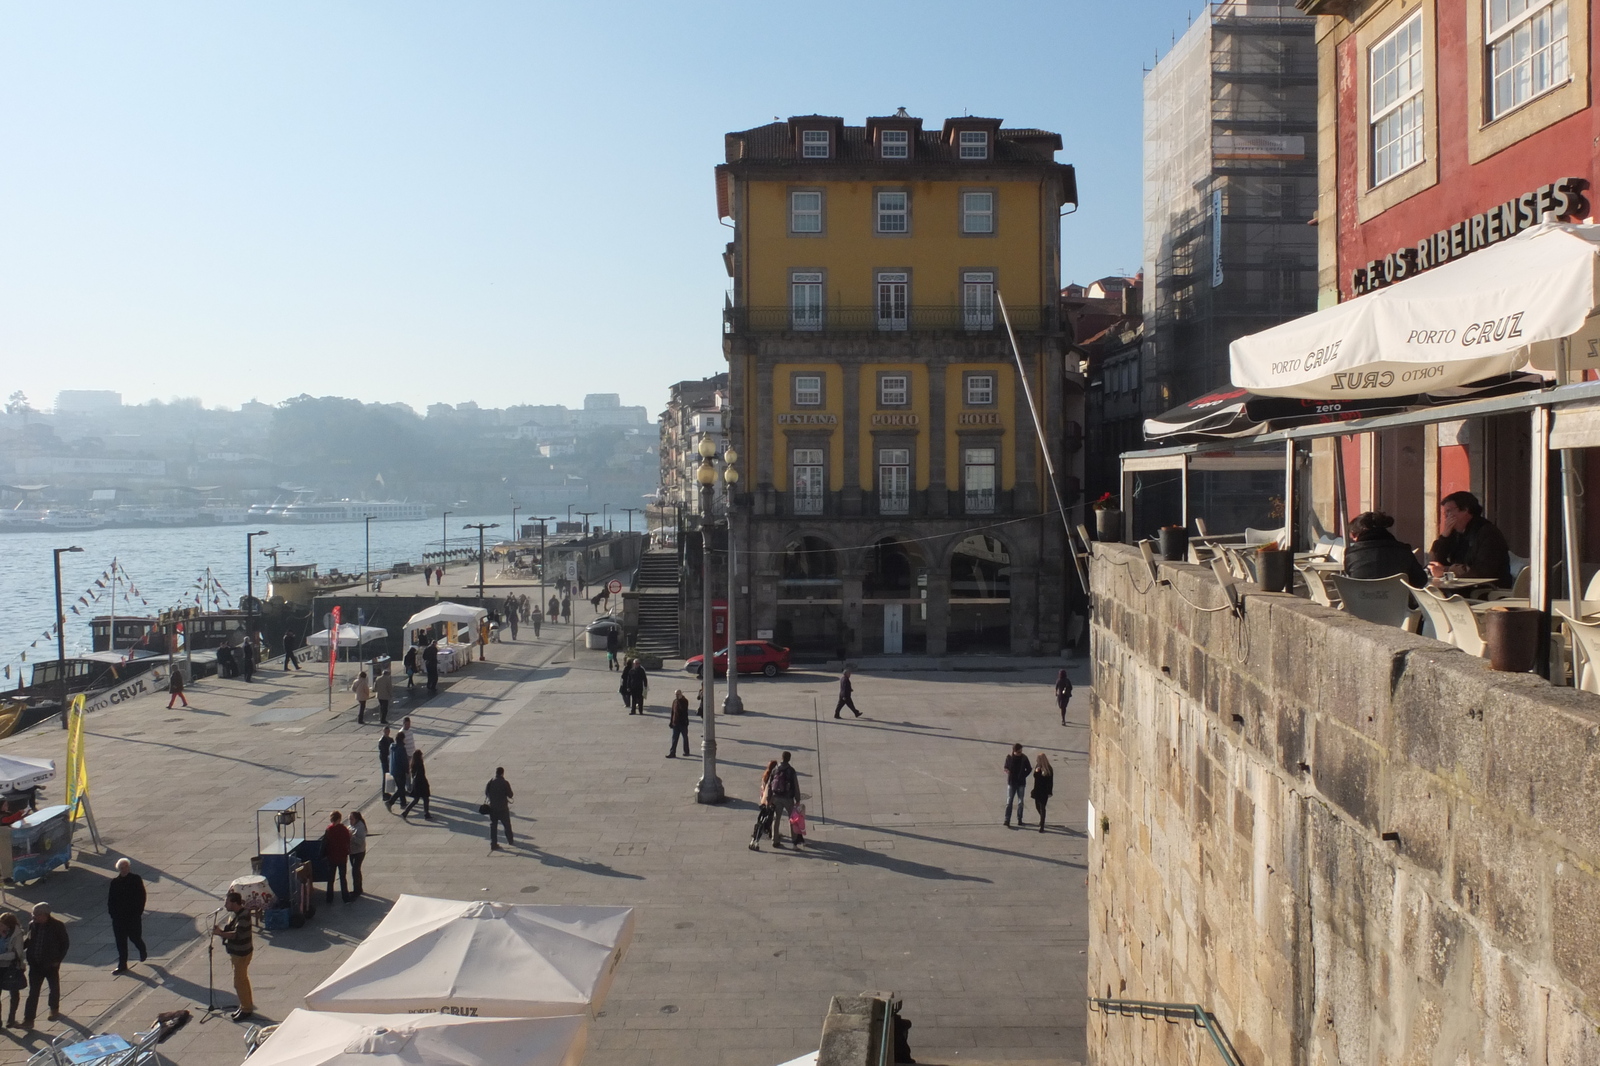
top-left (404, 603), bottom-right (488, 631)
top-left (246, 1009), bottom-right (586, 1066)
top-left (305, 625), bottom-right (389, 649)
top-left (1231, 222), bottom-right (1600, 399)
top-left (0, 756), bottom-right (54, 793)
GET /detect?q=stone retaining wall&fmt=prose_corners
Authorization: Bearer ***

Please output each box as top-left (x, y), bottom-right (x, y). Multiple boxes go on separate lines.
top-left (1087, 545), bottom-right (1600, 1065)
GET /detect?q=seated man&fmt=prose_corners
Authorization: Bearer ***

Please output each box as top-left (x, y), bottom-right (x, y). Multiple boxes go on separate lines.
top-left (1428, 490), bottom-right (1512, 588)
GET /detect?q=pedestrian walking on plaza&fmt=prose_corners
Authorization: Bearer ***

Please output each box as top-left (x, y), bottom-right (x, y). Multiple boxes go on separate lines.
top-left (531, 606), bottom-right (543, 638)
top-left (833, 669), bottom-right (861, 718)
top-left (348, 811), bottom-right (368, 897)
top-left (401, 750), bottom-right (432, 820)
top-left (485, 766), bottom-right (515, 849)
top-left (351, 670), bottom-right (372, 724)
top-left (0, 912), bottom-right (24, 1028)
top-left (478, 619), bottom-right (490, 662)
top-left (561, 594), bottom-right (571, 623)
top-left (667, 690), bottom-right (691, 757)
top-left (605, 627), bottom-right (620, 671)
top-left (1055, 669), bottom-right (1073, 726)
top-left (766, 753), bottom-right (801, 848)
top-left (423, 640), bottom-right (439, 695)
top-left (213, 891), bottom-right (254, 1021)
top-left (507, 605), bottom-right (519, 641)
top-left (547, 594), bottom-right (560, 622)
top-left (21, 902), bottom-right (68, 1028)
top-left (1003, 743), bottom-right (1032, 828)
top-left (374, 668), bottom-right (392, 724)
top-left (322, 811), bottom-right (353, 903)
top-left (107, 858), bottom-right (148, 975)
top-left (379, 727), bottom-right (395, 801)
top-left (626, 659), bottom-right (649, 714)
top-left (435, 566), bottom-right (444, 585)
top-left (749, 760), bottom-right (778, 851)
top-left (386, 731), bottom-right (410, 811)
top-left (240, 639), bottom-right (255, 682)
top-left (403, 645), bottom-right (418, 691)
top-left (1031, 754), bottom-right (1054, 832)
top-left (425, 566), bottom-right (432, 586)
top-left (619, 659), bottom-right (633, 710)
top-left (401, 717), bottom-right (417, 758)
top-left (166, 667), bottom-right (188, 709)
top-left (283, 629), bottom-right (302, 670)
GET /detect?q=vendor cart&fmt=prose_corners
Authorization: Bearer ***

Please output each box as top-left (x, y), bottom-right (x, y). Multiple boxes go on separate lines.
top-left (4, 804), bottom-right (73, 884)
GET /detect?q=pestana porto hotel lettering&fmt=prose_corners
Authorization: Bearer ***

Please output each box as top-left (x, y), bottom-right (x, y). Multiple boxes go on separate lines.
top-left (1350, 178), bottom-right (1588, 295)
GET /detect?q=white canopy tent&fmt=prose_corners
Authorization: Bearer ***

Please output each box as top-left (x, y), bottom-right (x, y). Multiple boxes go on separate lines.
top-left (245, 1009), bottom-right (586, 1066)
top-left (1231, 222), bottom-right (1600, 399)
top-left (304, 896), bottom-right (635, 1018)
top-left (305, 625), bottom-right (390, 650)
top-left (0, 755), bottom-right (54, 793)
top-left (403, 603), bottom-right (488, 631)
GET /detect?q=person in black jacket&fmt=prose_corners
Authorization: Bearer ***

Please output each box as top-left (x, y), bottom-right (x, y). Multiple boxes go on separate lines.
top-left (282, 629), bottom-right (302, 671)
top-left (107, 859), bottom-right (147, 975)
top-left (1030, 754), bottom-right (1055, 833)
top-left (1003, 744), bottom-right (1031, 829)
top-left (1343, 511), bottom-right (1428, 587)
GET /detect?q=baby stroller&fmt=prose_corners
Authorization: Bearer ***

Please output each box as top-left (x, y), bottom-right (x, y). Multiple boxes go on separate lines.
top-left (748, 805), bottom-right (774, 851)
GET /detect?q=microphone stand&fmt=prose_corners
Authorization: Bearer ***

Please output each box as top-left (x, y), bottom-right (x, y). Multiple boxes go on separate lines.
top-left (203, 906), bottom-right (224, 1015)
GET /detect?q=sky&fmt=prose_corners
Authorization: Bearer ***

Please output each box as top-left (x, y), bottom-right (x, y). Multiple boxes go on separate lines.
top-left (0, 1), bottom-right (1208, 416)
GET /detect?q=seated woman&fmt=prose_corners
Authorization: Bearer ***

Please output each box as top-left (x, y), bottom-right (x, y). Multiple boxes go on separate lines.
top-left (1344, 511), bottom-right (1428, 587)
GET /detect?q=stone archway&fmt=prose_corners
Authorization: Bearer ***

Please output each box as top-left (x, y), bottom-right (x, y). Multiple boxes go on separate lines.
top-left (776, 535), bottom-right (842, 654)
top-left (861, 534), bottom-right (928, 653)
top-left (947, 532), bottom-right (1011, 652)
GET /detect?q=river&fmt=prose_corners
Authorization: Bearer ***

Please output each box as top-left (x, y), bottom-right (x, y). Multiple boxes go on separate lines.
top-left (0, 515), bottom-right (509, 682)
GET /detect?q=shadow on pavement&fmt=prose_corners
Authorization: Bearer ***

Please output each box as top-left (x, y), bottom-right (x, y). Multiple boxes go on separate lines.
top-left (794, 840), bottom-right (992, 882)
top-left (822, 818), bottom-right (1088, 872)
top-left (84, 733), bottom-right (339, 778)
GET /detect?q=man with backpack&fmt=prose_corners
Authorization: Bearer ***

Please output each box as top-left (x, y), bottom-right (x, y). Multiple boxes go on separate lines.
top-left (766, 751), bottom-right (801, 849)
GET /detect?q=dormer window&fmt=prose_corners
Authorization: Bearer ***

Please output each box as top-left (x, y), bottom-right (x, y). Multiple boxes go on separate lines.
top-left (802, 130), bottom-right (830, 158)
top-left (880, 130), bottom-right (909, 158)
top-left (959, 130), bottom-right (989, 160)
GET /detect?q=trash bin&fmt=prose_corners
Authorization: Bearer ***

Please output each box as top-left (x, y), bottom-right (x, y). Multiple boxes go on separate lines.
top-left (586, 630), bottom-right (608, 650)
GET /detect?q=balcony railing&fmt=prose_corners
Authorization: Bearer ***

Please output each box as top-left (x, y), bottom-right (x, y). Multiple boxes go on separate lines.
top-left (726, 305), bottom-right (1045, 335)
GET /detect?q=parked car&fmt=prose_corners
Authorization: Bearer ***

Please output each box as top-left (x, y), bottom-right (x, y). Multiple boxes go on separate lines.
top-left (685, 640), bottom-right (792, 679)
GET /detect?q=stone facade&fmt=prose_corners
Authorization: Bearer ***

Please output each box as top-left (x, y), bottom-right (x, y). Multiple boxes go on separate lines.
top-left (1088, 544), bottom-right (1600, 1065)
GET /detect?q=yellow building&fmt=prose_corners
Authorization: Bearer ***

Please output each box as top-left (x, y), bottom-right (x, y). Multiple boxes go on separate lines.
top-left (713, 113), bottom-right (1081, 656)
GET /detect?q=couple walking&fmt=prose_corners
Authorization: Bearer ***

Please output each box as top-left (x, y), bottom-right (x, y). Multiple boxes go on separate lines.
top-left (749, 752), bottom-right (803, 851)
top-left (1003, 743), bottom-right (1054, 831)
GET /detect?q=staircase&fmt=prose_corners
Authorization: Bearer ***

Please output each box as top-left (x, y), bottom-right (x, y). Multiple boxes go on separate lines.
top-left (633, 550), bottom-right (682, 657)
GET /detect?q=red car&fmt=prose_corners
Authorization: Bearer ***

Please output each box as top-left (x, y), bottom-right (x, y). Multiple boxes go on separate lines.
top-left (685, 640), bottom-right (792, 678)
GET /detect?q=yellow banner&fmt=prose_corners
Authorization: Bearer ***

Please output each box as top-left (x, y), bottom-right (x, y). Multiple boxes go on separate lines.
top-left (65, 694), bottom-right (89, 821)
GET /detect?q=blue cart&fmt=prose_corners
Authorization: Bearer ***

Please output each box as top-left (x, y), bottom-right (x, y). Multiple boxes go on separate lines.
top-left (6, 804), bottom-right (74, 884)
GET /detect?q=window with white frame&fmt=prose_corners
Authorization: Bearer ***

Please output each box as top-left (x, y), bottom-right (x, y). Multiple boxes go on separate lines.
top-left (880, 129), bottom-right (909, 158)
top-left (962, 191), bottom-right (994, 234)
top-left (802, 130), bottom-right (830, 158)
top-left (876, 191), bottom-right (908, 234)
top-left (1370, 13), bottom-right (1426, 185)
top-left (964, 448), bottom-right (996, 513)
top-left (792, 449), bottom-right (825, 514)
top-left (793, 375), bottom-right (822, 406)
top-left (1488, 0), bottom-right (1570, 119)
top-left (876, 272), bottom-right (909, 331)
top-left (966, 374), bottom-right (994, 406)
top-left (880, 375), bottom-right (908, 407)
top-left (958, 130), bottom-right (989, 159)
top-left (791, 273), bottom-right (823, 331)
top-left (790, 191), bottom-right (822, 233)
top-left (963, 272), bottom-right (995, 330)
top-left (878, 449), bottom-right (910, 515)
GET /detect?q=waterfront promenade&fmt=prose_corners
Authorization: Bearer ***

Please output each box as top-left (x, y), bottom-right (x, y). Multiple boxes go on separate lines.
top-left (0, 565), bottom-right (1089, 1065)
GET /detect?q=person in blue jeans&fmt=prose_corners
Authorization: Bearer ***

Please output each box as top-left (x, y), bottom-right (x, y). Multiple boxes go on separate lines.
top-left (1003, 743), bottom-right (1032, 828)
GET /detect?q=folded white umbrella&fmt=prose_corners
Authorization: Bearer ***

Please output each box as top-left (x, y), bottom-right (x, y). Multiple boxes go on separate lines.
top-left (304, 625), bottom-right (389, 649)
top-left (403, 603), bottom-right (488, 631)
top-left (304, 896), bottom-right (635, 1018)
top-left (246, 1009), bottom-right (586, 1066)
top-left (1231, 222), bottom-right (1600, 399)
top-left (0, 755), bottom-right (55, 793)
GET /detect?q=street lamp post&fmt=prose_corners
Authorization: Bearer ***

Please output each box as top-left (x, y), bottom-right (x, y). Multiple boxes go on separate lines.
top-left (531, 517), bottom-right (557, 624)
top-left (246, 529), bottom-right (269, 657)
top-left (576, 510), bottom-right (597, 536)
top-left (601, 503), bottom-right (610, 532)
top-left (622, 507), bottom-right (640, 533)
top-left (463, 523), bottom-right (500, 597)
top-left (441, 511), bottom-right (452, 576)
top-left (511, 504), bottom-right (520, 541)
top-left (363, 516), bottom-right (376, 591)
top-left (53, 545), bottom-right (84, 727)
top-left (694, 434), bottom-right (725, 803)
top-left (722, 447), bottom-right (743, 715)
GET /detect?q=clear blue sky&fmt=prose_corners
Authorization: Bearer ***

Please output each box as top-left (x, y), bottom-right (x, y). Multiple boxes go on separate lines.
top-left (0, 1), bottom-right (1206, 415)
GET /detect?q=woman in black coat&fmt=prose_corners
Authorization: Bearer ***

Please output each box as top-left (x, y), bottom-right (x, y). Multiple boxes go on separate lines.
top-left (401, 750), bottom-right (431, 820)
top-left (1030, 754), bottom-right (1054, 832)
top-left (1343, 511), bottom-right (1428, 587)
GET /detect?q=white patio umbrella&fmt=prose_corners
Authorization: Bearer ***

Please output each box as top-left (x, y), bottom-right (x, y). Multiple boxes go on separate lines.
top-left (403, 603), bottom-right (488, 631)
top-left (303, 896), bottom-right (635, 1018)
top-left (304, 625), bottom-right (390, 649)
top-left (245, 1009), bottom-right (586, 1066)
top-left (1231, 221), bottom-right (1600, 399)
top-left (0, 755), bottom-right (54, 792)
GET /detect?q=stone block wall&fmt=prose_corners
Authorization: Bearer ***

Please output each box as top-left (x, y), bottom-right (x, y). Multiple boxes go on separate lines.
top-left (1087, 545), bottom-right (1600, 1066)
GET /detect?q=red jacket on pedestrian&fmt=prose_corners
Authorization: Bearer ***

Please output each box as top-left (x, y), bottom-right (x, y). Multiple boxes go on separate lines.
top-left (323, 822), bottom-right (352, 864)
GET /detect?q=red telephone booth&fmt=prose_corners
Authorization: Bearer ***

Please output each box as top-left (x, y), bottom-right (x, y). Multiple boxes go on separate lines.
top-left (712, 599), bottom-right (728, 651)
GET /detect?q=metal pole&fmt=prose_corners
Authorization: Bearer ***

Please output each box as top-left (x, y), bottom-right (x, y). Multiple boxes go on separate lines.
top-left (697, 479), bottom-right (723, 802)
top-left (54, 546), bottom-right (82, 728)
top-left (364, 516), bottom-right (374, 591)
top-left (442, 512), bottom-right (452, 575)
top-left (512, 505), bottom-right (520, 541)
top-left (246, 530), bottom-right (268, 657)
top-left (724, 519), bottom-right (743, 715)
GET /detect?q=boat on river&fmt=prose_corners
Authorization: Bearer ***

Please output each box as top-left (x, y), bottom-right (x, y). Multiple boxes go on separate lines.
top-left (278, 498), bottom-right (431, 523)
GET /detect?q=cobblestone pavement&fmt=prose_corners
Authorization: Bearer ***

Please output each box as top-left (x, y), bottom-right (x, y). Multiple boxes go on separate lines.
top-left (0, 613), bottom-right (1088, 1065)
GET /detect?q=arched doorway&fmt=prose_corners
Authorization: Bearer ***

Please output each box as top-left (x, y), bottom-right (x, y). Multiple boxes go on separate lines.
top-left (862, 535), bottom-right (927, 653)
top-left (948, 533), bottom-right (1011, 652)
top-left (776, 536), bottom-right (842, 655)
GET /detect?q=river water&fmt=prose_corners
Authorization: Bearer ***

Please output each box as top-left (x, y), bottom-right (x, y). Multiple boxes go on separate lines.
top-left (0, 515), bottom-right (507, 681)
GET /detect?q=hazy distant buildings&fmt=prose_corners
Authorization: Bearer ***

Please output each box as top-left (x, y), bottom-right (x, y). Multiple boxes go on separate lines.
top-left (658, 374), bottom-right (728, 515)
top-left (54, 390), bottom-right (122, 414)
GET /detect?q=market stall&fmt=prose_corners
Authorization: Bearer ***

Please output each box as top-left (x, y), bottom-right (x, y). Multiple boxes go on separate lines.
top-left (304, 624), bottom-right (390, 664)
top-left (403, 603), bottom-right (488, 672)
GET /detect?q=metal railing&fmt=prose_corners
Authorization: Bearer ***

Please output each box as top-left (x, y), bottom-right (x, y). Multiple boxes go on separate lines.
top-left (725, 304), bottom-right (1045, 334)
top-left (1088, 998), bottom-right (1244, 1066)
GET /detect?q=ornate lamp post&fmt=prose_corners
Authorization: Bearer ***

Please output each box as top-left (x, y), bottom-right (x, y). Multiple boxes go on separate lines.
top-left (53, 545), bottom-right (83, 728)
top-left (363, 516), bottom-right (376, 590)
top-left (463, 522), bottom-right (499, 594)
top-left (722, 446), bottom-right (743, 715)
top-left (694, 433), bottom-right (725, 803)
top-left (441, 511), bottom-right (452, 575)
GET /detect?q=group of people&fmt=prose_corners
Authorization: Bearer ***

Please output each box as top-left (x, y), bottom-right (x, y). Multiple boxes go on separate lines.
top-left (1344, 490), bottom-right (1513, 589)
top-left (318, 809), bottom-right (370, 903)
top-left (215, 638), bottom-right (257, 681)
top-left (379, 722), bottom-right (432, 820)
top-left (618, 657), bottom-right (649, 713)
top-left (402, 641), bottom-right (442, 695)
top-left (422, 566), bottom-right (446, 586)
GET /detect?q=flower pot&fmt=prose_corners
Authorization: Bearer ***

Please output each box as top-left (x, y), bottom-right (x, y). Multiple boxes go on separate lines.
top-left (1256, 549), bottom-right (1292, 593)
top-left (1158, 527), bottom-right (1189, 562)
top-left (1094, 509), bottom-right (1123, 543)
top-left (1485, 606), bottom-right (1541, 672)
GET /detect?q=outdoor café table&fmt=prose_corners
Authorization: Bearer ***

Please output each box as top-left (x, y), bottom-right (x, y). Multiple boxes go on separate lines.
top-left (1430, 575), bottom-right (1501, 597)
top-left (1470, 598), bottom-right (1534, 613)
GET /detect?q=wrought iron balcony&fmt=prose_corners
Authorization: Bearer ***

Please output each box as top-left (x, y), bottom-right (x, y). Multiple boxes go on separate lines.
top-left (725, 304), bottom-right (1046, 335)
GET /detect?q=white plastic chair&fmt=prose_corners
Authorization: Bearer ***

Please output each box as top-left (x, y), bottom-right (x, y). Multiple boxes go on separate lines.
top-left (1434, 593), bottom-right (1487, 657)
top-left (1331, 574), bottom-right (1421, 631)
top-left (1244, 527), bottom-right (1286, 548)
top-left (1407, 583), bottom-right (1454, 643)
top-left (1300, 567), bottom-right (1336, 607)
top-left (1557, 610), bottom-right (1600, 693)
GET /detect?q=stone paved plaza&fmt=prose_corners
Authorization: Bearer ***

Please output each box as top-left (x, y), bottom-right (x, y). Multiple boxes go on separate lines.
top-left (0, 583), bottom-right (1088, 1066)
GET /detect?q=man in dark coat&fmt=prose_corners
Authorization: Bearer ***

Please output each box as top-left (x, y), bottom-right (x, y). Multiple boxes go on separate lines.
top-left (21, 903), bottom-right (69, 1027)
top-left (1003, 743), bottom-right (1032, 829)
top-left (1428, 490), bottom-right (1512, 587)
top-left (667, 689), bottom-right (691, 757)
top-left (605, 627), bottom-right (621, 671)
top-left (386, 732), bottom-right (410, 811)
top-left (422, 640), bottom-right (439, 695)
top-left (283, 629), bottom-right (302, 670)
top-left (833, 669), bottom-right (861, 719)
top-left (107, 859), bottom-right (147, 975)
top-left (625, 660), bottom-right (648, 714)
top-left (485, 767), bottom-right (515, 850)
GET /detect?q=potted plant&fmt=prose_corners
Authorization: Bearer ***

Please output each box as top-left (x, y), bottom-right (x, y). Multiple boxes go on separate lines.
top-left (1158, 524), bottom-right (1189, 562)
top-left (1256, 542), bottom-right (1291, 593)
top-left (1092, 493), bottom-right (1122, 543)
